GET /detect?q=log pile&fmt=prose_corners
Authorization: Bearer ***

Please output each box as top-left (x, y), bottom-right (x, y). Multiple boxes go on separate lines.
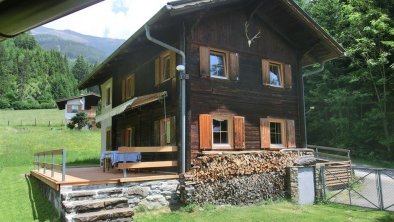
top-left (180, 151), bottom-right (304, 205)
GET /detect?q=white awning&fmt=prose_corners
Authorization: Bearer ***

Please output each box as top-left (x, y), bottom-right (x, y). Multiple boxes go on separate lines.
top-left (96, 91), bottom-right (167, 123)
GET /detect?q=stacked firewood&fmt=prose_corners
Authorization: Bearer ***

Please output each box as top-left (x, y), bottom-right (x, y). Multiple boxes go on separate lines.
top-left (179, 151), bottom-right (304, 205)
top-left (184, 152), bottom-right (300, 183)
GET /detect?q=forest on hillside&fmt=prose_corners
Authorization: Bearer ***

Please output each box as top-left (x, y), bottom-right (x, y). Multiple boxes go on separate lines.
top-left (0, 33), bottom-right (95, 110)
top-left (298, 0), bottom-right (394, 160)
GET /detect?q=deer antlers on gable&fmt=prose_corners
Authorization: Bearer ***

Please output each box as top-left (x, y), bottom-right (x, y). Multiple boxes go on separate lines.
top-left (245, 21), bottom-right (262, 47)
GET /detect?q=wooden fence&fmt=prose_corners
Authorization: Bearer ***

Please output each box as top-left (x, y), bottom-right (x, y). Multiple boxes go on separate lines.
top-left (307, 145), bottom-right (351, 161)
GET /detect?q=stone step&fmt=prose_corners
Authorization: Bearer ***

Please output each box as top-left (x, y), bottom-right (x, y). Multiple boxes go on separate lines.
top-left (73, 208), bottom-right (134, 222)
top-left (62, 188), bottom-right (124, 201)
top-left (63, 197), bottom-right (128, 214)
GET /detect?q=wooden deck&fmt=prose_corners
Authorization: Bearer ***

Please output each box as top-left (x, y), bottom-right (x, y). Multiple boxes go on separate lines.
top-left (31, 167), bottom-right (179, 191)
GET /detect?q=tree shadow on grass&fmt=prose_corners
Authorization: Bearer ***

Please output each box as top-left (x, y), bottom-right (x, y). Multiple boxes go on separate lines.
top-left (376, 213), bottom-right (394, 222)
top-left (25, 174), bottom-right (60, 222)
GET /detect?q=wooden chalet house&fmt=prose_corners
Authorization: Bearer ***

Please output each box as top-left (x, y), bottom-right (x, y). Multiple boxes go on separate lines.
top-left (56, 93), bottom-right (100, 125)
top-left (78, 0), bottom-right (344, 173)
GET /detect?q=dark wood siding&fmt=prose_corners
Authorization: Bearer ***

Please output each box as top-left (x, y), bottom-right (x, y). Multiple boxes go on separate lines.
top-left (186, 10), bottom-right (302, 159)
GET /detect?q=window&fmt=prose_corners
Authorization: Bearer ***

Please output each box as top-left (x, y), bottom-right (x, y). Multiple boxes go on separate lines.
top-left (106, 87), bottom-right (111, 106)
top-left (162, 55), bottom-right (171, 82)
top-left (269, 63), bottom-right (282, 87)
top-left (154, 116), bottom-right (176, 146)
top-left (106, 128), bottom-right (112, 150)
top-left (71, 105), bottom-right (79, 113)
top-left (199, 46), bottom-right (239, 81)
top-left (123, 127), bottom-right (134, 147)
top-left (199, 114), bottom-right (245, 150)
top-left (155, 50), bottom-right (176, 86)
top-left (210, 51), bottom-right (226, 78)
top-left (67, 104), bottom-right (80, 113)
top-left (126, 74), bottom-right (135, 99)
top-left (262, 59), bottom-right (292, 89)
top-left (270, 121), bottom-right (284, 147)
top-left (213, 118), bottom-right (229, 144)
top-left (260, 118), bottom-right (296, 149)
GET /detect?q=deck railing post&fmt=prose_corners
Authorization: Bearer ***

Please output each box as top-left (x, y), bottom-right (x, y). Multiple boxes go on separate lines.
top-left (43, 153), bottom-right (46, 174)
top-left (62, 149), bottom-right (66, 182)
top-left (37, 154), bottom-right (40, 172)
top-left (123, 157), bottom-right (127, 178)
top-left (33, 154), bottom-right (36, 171)
top-left (51, 151), bottom-right (54, 177)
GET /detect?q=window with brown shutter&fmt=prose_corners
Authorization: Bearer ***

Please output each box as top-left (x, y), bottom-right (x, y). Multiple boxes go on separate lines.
top-left (286, 119), bottom-right (296, 148)
top-left (199, 114), bottom-right (212, 150)
top-left (106, 128), bottom-right (112, 151)
top-left (199, 114), bottom-right (245, 150)
top-left (262, 59), bottom-right (292, 89)
top-left (125, 74), bottom-right (135, 99)
top-left (154, 50), bottom-right (177, 86)
top-left (260, 117), bottom-right (296, 149)
top-left (123, 127), bottom-right (134, 147)
top-left (154, 116), bottom-right (176, 146)
top-left (233, 116), bottom-right (245, 149)
top-left (199, 46), bottom-right (239, 81)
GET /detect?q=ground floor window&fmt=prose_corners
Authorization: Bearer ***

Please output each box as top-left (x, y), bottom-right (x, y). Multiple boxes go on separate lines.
top-left (260, 118), bottom-right (296, 149)
top-left (154, 116), bottom-right (176, 146)
top-left (123, 127), bottom-right (134, 147)
top-left (199, 114), bottom-right (245, 150)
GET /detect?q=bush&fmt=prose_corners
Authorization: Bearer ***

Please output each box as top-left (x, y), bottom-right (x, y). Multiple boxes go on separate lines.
top-left (67, 112), bottom-right (88, 130)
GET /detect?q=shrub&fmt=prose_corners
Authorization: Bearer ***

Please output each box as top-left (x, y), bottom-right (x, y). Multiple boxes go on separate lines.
top-left (67, 112), bottom-right (88, 130)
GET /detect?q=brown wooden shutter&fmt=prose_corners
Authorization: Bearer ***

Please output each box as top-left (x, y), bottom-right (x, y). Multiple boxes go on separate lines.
top-left (121, 79), bottom-right (125, 101)
top-left (286, 119), bottom-right (296, 148)
top-left (284, 64), bottom-right (292, 89)
top-left (155, 57), bottom-right (160, 86)
top-left (260, 118), bottom-right (270, 149)
top-left (262, 59), bottom-right (269, 85)
top-left (66, 104), bottom-right (71, 112)
top-left (199, 114), bottom-right (212, 150)
top-left (233, 116), bottom-right (245, 149)
top-left (229, 52), bottom-right (239, 81)
top-left (154, 120), bottom-right (160, 146)
top-left (199, 46), bottom-right (210, 78)
top-left (170, 51), bottom-right (177, 79)
top-left (130, 74), bottom-right (135, 97)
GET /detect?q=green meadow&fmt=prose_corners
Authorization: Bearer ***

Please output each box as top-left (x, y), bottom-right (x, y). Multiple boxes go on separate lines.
top-left (0, 109), bottom-right (393, 221)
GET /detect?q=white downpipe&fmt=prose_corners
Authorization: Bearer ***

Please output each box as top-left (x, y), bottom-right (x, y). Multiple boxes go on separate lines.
top-left (145, 25), bottom-right (186, 174)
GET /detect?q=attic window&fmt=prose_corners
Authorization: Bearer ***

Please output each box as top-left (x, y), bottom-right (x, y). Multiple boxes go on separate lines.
top-left (262, 59), bottom-right (292, 89)
top-left (162, 55), bottom-right (171, 82)
top-left (210, 51), bottom-right (227, 79)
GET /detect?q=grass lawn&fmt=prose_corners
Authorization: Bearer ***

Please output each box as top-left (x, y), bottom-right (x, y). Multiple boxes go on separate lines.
top-left (0, 110), bottom-right (393, 221)
top-left (0, 109), bottom-right (64, 126)
top-left (135, 202), bottom-right (394, 222)
top-left (0, 120), bottom-right (100, 221)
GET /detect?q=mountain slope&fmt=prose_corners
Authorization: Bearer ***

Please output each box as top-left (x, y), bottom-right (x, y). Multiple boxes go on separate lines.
top-left (31, 27), bottom-right (125, 63)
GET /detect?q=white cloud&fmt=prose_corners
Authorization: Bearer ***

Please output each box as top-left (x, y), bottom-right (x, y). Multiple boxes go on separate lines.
top-left (44, 0), bottom-right (171, 39)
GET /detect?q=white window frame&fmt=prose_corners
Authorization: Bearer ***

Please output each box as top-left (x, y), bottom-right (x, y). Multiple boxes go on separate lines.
top-left (268, 118), bottom-right (286, 149)
top-left (211, 115), bottom-right (233, 149)
top-left (209, 49), bottom-right (228, 80)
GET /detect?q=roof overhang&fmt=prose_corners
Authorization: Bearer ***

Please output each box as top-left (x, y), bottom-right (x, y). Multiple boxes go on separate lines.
top-left (0, 0), bottom-right (103, 41)
top-left (96, 91), bottom-right (167, 123)
top-left (78, 0), bottom-right (345, 89)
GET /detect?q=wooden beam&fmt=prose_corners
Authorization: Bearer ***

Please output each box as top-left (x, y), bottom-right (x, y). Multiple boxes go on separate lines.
top-left (117, 161), bottom-right (178, 169)
top-left (30, 171), bottom-right (59, 191)
top-left (119, 174), bottom-right (179, 183)
top-left (118, 146), bottom-right (177, 153)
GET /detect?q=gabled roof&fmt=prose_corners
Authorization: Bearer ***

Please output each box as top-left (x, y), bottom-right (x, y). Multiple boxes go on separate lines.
top-left (78, 0), bottom-right (345, 89)
top-left (56, 93), bottom-right (100, 110)
top-left (0, 0), bottom-right (102, 41)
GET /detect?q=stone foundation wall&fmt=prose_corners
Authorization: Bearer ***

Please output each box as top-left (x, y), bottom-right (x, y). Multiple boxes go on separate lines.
top-left (32, 175), bottom-right (179, 221)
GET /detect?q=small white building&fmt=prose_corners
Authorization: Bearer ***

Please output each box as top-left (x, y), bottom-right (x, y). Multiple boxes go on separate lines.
top-left (56, 93), bottom-right (100, 124)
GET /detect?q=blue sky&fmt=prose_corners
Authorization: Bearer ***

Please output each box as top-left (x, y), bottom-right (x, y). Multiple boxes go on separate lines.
top-left (44, 0), bottom-right (172, 39)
